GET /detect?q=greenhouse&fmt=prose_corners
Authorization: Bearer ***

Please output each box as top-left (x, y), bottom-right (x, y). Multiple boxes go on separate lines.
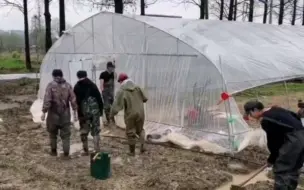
top-left (31, 12), bottom-right (304, 153)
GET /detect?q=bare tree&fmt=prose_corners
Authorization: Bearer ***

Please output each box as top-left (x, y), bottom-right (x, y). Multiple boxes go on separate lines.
top-left (30, 15), bottom-right (44, 58)
top-left (270, 0), bottom-right (295, 25)
top-left (23, 0), bottom-right (31, 69)
top-left (35, 0), bottom-right (42, 60)
top-left (210, 0), bottom-right (229, 19)
top-left (210, 0), bottom-right (248, 20)
top-left (76, 0), bottom-right (136, 13)
top-left (302, 0), bottom-right (304, 25)
top-left (262, 0), bottom-right (268, 24)
top-left (220, 0), bottom-right (224, 19)
top-left (278, 0), bottom-right (284, 24)
top-left (0, 0), bottom-right (32, 69)
top-left (52, 17), bottom-right (72, 37)
top-left (248, 0), bottom-right (254, 21)
top-left (268, 0), bottom-right (295, 24)
top-left (140, 0), bottom-right (145, 15)
top-left (140, 0), bottom-right (157, 15)
top-left (44, 0), bottom-right (52, 53)
top-left (205, 0), bottom-right (209, 19)
top-left (282, 0), bottom-right (304, 25)
top-left (59, 0), bottom-right (66, 36)
top-left (171, 0), bottom-right (208, 19)
top-left (200, 0), bottom-right (206, 19)
top-left (291, 0), bottom-right (297, 25)
top-left (114, 0), bottom-right (123, 13)
top-left (233, 0), bottom-right (237, 20)
top-left (228, 0), bottom-right (234, 20)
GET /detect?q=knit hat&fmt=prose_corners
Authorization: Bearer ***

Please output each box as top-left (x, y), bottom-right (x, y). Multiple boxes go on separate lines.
top-left (118, 73), bottom-right (128, 83)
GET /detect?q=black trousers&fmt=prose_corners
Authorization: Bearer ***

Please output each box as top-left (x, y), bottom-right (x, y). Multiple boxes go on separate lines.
top-left (273, 130), bottom-right (304, 190)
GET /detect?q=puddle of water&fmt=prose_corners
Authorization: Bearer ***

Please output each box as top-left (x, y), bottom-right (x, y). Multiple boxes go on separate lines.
top-left (0, 102), bottom-right (19, 110)
top-left (217, 169), bottom-right (270, 190)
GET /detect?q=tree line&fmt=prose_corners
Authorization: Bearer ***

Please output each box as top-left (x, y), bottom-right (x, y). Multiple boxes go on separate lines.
top-left (1, 0), bottom-right (304, 70)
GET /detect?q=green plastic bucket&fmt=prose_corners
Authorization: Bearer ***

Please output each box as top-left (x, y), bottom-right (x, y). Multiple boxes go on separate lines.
top-left (90, 152), bottom-right (111, 180)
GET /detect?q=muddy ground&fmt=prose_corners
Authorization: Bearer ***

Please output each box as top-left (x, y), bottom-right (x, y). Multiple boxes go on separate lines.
top-left (0, 78), bottom-right (272, 190)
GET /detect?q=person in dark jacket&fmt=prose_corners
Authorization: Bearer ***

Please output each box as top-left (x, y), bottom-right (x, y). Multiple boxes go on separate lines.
top-left (243, 100), bottom-right (304, 190)
top-left (74, 70), bottom-right (103, 154)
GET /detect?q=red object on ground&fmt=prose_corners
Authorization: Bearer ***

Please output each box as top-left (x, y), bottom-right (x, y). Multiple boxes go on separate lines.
top-left (221, 92), bottom-right (230, 101)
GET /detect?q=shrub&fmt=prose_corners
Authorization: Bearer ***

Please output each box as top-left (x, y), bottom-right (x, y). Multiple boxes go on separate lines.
top-left (11, 51), bottom-right (21, 59)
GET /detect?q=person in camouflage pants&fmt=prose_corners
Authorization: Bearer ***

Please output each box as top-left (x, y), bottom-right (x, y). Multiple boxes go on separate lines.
top-left (74, 70), bottom-right (103, 154)
top-left (99, 62), bottom-right (116, 126)
top-left (41, 69), bottom-right (78, 157)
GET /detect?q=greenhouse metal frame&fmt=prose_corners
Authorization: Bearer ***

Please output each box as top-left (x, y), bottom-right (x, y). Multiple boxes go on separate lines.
top-left (32, 12), bottom-right (304, 153)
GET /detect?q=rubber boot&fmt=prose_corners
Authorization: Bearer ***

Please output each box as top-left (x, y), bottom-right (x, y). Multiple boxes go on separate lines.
top-left (81, 135), bottom-right (89, 156)
top-left (128, 145), bottom-right (136, 156)
top-left (50, 138), bottom-right (57, 156)
top-left (110, 116), bottom-right (116, 127)
top-left (93, 135), bottom-right (100, 153)
top-left (139, 130), bottom-right (146, 153)
top-left (62, 139), bottom-right (70, 158)
top-left (104, 112), bottom-right (110, 127)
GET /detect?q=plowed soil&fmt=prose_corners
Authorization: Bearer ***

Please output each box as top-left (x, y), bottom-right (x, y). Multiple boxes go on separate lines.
top-left (0, 78), bottom-right (270, 190)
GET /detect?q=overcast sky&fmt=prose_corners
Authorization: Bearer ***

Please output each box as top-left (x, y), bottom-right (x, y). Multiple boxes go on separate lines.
top-left (1, 0), bottom-right (303, 30)
top-left (0, 0), bottom-right (200, 30)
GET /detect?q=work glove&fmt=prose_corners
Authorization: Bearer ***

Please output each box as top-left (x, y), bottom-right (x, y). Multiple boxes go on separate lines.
top-left (73, 112), bottom-right (78, 122)
top-left (41, 112), bottom-right (46, 121)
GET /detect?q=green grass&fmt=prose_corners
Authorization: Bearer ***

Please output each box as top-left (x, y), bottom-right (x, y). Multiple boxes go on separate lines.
top-left (0, 57), bottom-right (25, 69)
top-left (0, 54), bottom-right (40, 74)
top-left (236, 82), bottom-right (304, 98)
top-left (235, 82), bottom-right (304, 112)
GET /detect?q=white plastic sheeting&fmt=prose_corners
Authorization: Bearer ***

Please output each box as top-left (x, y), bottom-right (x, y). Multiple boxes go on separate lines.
top-left (32, 12), bottom-right (304, 153)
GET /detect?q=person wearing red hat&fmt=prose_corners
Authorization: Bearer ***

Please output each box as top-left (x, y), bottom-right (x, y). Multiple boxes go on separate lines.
top-left (111, 73), bottom-right (148, 156)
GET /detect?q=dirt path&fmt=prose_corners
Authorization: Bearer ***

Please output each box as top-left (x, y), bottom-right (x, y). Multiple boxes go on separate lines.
top-left (0, 78), bottom-right (275, 190)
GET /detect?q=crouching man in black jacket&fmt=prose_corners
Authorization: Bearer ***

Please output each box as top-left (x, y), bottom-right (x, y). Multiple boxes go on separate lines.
top-left (244, 100), bottom-right (304, 190)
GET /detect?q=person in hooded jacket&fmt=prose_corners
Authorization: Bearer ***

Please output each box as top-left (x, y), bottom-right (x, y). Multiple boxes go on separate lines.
top-left (110, 73), bottom-right (148, 156)
top-left (74, 70), bottom-right (103, 154)
top-left (41, 69), bottom-right (78, 157)
top-left (243, 100), bottom-right (304, 190)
